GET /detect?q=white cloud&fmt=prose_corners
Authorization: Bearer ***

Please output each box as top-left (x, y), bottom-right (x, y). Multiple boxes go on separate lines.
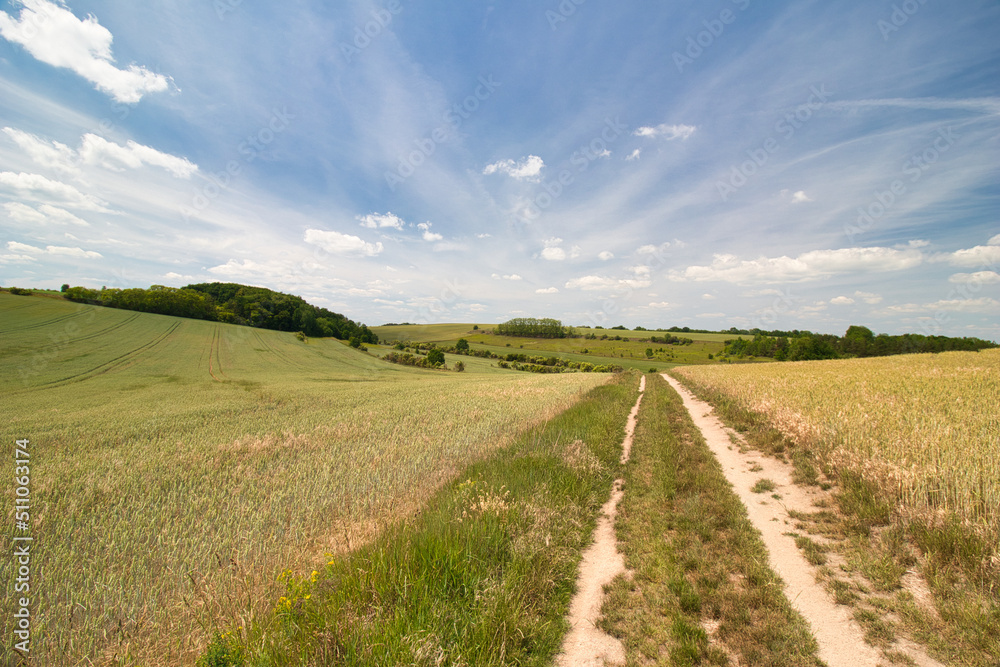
top-left (491, 273), bottom-right (522, 281)
top-left (4, 202), bottom-right (90, 226)
top-left (7, 241), bottom-right (43, 255)
top-left (477, 233), bottom-right (493, 239)
top-left (647, 302), bottom-right (672, 309)
top-left (483, 155), bottom-right (544, 181)
top-left (949, 271), bottom-right (1000, 285)
top-left (633, 124), bottom-right (696, 141)
top-left (417, 222), bottom-right (443, 241)
top-left (2, 126), bottom-right (76, 173)
top-left (46, 245), bottom-right (102, 259)
top-left (0, 0), bottom-right (172, 103)
top-left (304, 229), bottom-right (383, 257)
top-left (598, 251), bottom-right (614, 261)
top-left (937, 239), bottom-right (1000, 268)
top-left (886, 298), bottom-right (1000, 314)
top-left (4, 240), bottom-right (100, 259)
top-left (830, 296), bottom-right (855, 305)
top-left (702, 293), bottom-right (716, 300)
top-left (625, 149), bottom-right (641, 161)
top-left (78, 134), bottom-right (197, 178)
top-left (671, 246), bottom-right (924, 284)
top-left (0, 171), bottom-right (112, 211)
top-left (3, 127), bottom-right (197, 178)
top-left (790, 190), bottom-right (812, 203)
top-left (565, 275), bottom-right (651, 291)
top-left (855, 291), bottom-right (883, 305)
top-left (536, 287), bottom-right (559, 294)
top-left (635, 242), bottom-right (671, 257)
top-left (359, 212), bottom-right (406, 230)
top-left (541, 246), bottom-right (566, 261)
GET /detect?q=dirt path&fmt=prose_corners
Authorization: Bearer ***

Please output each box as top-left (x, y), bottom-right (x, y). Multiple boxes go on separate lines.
top-left (663, 374), bottom-right (945, 667)
top-left (556, 375), bottom-right (645, 667)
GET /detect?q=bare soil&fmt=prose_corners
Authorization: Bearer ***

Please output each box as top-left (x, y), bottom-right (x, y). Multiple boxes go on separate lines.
top-left (663, 374), bottom-right (945, 667)
top-left (556, 376), bottom-right (645, 666)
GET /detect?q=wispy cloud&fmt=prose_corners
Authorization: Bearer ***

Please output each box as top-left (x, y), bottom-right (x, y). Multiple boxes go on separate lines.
top-left (671, 246), bottom-right (925, 284)
top-left (304, 229), bottom-right (383, 257)
top-left (359, 212), bottom-right (406, 230)
top-left (633, 124), bottom-right (696, 140)
top-left (0, 171), bottom-right (112, 212)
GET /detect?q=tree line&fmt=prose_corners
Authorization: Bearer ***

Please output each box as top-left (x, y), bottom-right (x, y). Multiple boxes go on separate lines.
top-left (494, 318), bottom-right (570, 338)
top-left (723, 325), bottom-right (997, 361)
top-left (61, 282), bottom-right (378, 344)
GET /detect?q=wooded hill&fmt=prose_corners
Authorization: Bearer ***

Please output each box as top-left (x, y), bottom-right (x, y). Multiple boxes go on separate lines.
top-left (61, 282), bottom-right (378, 343)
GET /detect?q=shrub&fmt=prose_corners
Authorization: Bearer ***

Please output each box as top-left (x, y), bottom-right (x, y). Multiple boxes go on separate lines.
top-left (455, 338), bottom-right (470, 351)
top-left (454, 361), bottom-right (465, 372)
top-left (426, 348), bottom-right (445, 366)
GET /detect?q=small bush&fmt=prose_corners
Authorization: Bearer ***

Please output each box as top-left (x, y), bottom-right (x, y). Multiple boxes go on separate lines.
top-left (454, 361), bottom-right (465, 372)
top-left (751, 479), bottom-right (776, 493)
top-left (197, 632), bottom-right (245, 667)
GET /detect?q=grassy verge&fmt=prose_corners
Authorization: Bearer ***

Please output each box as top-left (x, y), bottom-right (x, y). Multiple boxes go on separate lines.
top-left (197, 372), bottom-right (640, 665)
top-left (602, 374), bottom-right (822, 666)
top-left (672, 371), bottom-right (1000, 667)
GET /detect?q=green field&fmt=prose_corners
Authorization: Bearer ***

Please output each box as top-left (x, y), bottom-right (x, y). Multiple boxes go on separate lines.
top-left (372, 323), bottom-right (737, 370)
top-left (0, 293), bottom-right (609, 665)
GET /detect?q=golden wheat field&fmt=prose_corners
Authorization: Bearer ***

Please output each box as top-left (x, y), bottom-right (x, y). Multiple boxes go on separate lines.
top-left (675, 350), bottom-right (1000, 535)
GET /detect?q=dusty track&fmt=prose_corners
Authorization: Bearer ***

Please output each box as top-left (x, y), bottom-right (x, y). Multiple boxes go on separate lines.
top-left (556, 375), bottom-right (645, 667)
top-left (663, 374), bottom-right (945, 667)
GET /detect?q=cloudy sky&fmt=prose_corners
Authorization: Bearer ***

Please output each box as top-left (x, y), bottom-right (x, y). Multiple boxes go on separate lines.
top-left (1, 0), bottom-right (998, 338)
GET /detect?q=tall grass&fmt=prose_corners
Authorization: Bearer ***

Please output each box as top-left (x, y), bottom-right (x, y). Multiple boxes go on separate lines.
top-left (675, 351), bottom-right (1000, 539)
top-left (603, 374), bottom-right (822, 666)
top-left (674, 351), bottom-right (1000, 665)
top-left (0, 295), bottom-right (609, 665)
top-left (210, 372), bottom-right (641, 665)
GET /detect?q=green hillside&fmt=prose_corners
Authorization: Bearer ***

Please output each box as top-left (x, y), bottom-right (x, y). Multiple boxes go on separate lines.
top-left (373, 322), bottom-right (738, 370)
top-left (0, 292), bottom-right (609, 664)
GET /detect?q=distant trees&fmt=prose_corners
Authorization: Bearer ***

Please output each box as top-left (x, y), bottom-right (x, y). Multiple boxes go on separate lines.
top-left (455, 338), bottom-right (470, 351)
top-left (61, 282), bottom-right (379, 344)
top-left (495, 318), bottom-right (568, 338)
top-left (426, 348), bottom-right (445, 365)
top-left (722, 326), bottom-right (996, 362)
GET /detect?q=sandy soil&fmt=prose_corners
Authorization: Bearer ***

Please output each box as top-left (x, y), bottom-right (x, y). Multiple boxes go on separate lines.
top-left (555, 375), bottom-right (645, 667)
top-left (663, 374), bottom-right (945, 667)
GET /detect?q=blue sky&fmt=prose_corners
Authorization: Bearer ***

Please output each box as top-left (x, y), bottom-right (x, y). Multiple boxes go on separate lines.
top-left (1, 0), bottom-right (998, 338)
